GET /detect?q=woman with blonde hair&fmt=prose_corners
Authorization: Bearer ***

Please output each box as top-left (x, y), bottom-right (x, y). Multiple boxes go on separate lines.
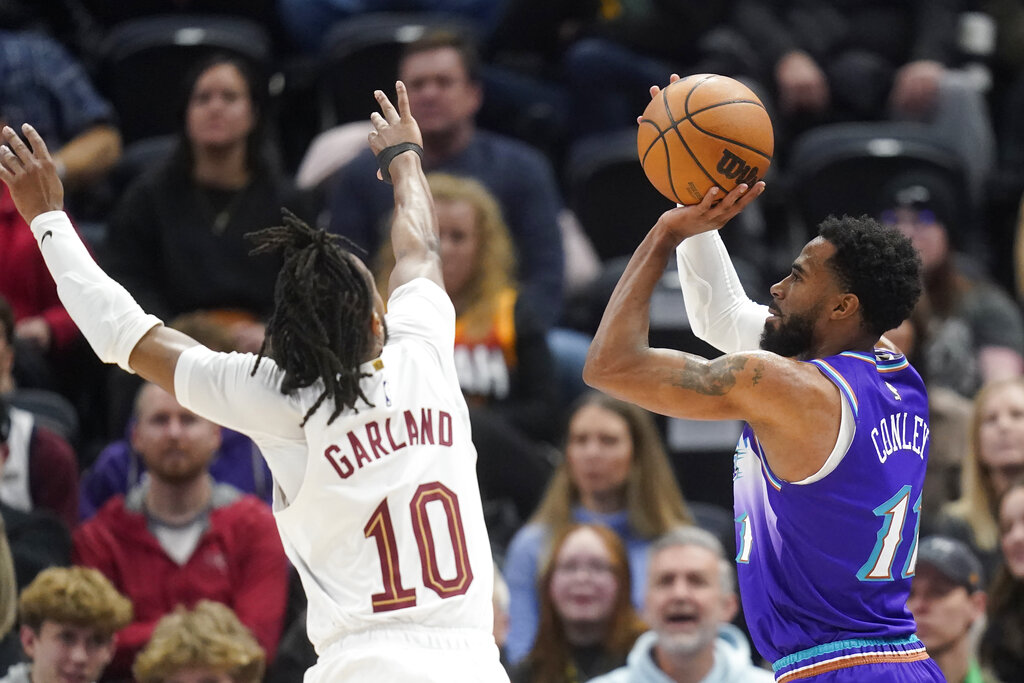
top-left (376, 173), bottom-right (559, 532)
top-left (511, 523), bottom-right (647, 683)
top-left (937, 377), bottom-right (1024, 580)
top-left (133, 600), bottom-right (265, 683)
top-left (503, 391), bottom-right (698, 664)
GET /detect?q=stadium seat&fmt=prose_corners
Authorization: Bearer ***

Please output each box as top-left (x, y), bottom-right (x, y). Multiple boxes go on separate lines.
top-left (315, 12), bottom-right (478, 130)
top-left (565, 128), bottom-right (675, 262)
top-left (97, 14), bottom-right (274, 144)
top-left (785, 121), bottom-right (973, 238)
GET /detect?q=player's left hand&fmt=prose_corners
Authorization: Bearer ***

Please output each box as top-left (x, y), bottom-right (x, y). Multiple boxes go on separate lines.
top-left (655, 181), bottom-right (766, 244)
top-left (368, 81), bottom-right (423, 180)
top-left (0, 124), bottom-right (64, 223)
top-left (639, 73), bottom-right (682, 124)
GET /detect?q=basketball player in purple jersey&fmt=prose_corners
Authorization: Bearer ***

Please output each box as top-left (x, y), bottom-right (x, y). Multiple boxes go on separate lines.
top-left (0, 84), bottom-right (508, 681)
top-left (583, 182), bottom-right (943, 678)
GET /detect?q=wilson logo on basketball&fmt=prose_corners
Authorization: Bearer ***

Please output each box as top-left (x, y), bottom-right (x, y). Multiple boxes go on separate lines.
top-left (716, 149), bottom-right (760, 186)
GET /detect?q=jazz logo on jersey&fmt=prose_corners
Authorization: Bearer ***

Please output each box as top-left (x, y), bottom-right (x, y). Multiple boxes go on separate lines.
top-left (885, 381), bottom-right (902, 401)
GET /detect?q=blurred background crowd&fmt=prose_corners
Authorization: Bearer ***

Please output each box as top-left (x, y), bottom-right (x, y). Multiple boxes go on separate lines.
top-left (3, 1), bottom-right (1024, 682)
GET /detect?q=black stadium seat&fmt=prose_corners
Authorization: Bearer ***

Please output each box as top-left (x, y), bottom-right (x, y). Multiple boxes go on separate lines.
top-left (97, 14), bottom-right (273, 144)
top-left (315, 12), bottom-right (478, 130)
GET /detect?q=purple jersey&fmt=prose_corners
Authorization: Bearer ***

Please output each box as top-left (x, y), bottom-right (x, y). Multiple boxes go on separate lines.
top-left (733, 350), bottom-right (935, 679)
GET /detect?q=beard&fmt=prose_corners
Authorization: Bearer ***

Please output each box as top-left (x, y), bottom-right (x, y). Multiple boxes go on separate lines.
top-left (655, 624), bottom-right (718, 657)
top-left (760, 309), bottom-right (817, 358)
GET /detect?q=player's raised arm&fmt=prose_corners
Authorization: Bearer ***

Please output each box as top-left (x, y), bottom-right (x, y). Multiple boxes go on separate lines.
top-left (0, 123), bottom-right (198, 393)
top-left (368, 81), bottom-right (443, 296)
top-left (582, 182), bottom-right (843, 480)
top-left (583, 183), bottom-right (769, 419)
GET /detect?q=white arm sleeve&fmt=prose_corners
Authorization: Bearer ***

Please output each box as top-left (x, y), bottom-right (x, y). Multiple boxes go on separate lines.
top-left (29, 211), bottom-right (161, 372)
top-left (675, 230), bottom-right (769, 354)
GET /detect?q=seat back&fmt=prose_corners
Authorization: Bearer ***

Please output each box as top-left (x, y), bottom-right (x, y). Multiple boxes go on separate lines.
top-left (316, 12), bottom-right (478, 130)
top-left (98, 14), bottom-right (273, 143)
top-left (786, 121), bottom-right (973, 237)
top-left (566, 129), bottom-right (674, 262)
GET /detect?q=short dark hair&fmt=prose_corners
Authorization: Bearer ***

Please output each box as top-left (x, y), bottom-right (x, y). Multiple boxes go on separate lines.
top-left (0, 295), bottom-right (13, 345)
top-left (400, 28), bottom-right (481, 82)
top-left (818, 215), bottom-right (922, 337)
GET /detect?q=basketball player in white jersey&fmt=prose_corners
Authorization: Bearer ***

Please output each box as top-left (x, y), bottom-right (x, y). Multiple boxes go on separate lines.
top-left (0, 83), bottom-right (509, 682)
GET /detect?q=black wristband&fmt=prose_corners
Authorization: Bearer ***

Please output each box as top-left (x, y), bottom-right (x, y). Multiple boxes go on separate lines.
top-left (376, 142), bottom-right (423, 184)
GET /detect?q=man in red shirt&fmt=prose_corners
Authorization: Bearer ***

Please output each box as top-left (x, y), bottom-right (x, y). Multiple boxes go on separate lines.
top-left (72, 382), bottom-right (288, 679)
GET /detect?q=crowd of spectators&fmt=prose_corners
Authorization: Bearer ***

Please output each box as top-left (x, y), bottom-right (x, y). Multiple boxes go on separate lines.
top-left (4, 1), bottom-right (1024, 681)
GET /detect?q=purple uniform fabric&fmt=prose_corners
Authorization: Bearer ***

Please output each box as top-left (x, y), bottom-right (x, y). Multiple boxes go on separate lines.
top-left (732, 349), bottom-right (941, 681)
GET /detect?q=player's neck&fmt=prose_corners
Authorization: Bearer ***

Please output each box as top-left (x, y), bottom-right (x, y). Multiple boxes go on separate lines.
top-left (808, 329), bottom-right (878, 360)
top-left (653, 643), bottom-right (715, 683)
top-left (145, 473), bottom-right (214, 525)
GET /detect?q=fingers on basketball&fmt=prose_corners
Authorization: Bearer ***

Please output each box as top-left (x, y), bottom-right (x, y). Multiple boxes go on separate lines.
top-left (638, 74), bottom-right (774, 206)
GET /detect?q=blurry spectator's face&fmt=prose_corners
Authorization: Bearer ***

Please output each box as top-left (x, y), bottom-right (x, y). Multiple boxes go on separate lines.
top-left (165, 668), bottom-right (234, 683)
top-left (977, 383), bottom-right (1024, 500)
top-left (644, 545), bottom-right (735, 657)
top-left (436, 199), bottom-right (480, 298)
top-left (906, 565), bottom-right (983, 656)
top-left (187, 63), bottom-right (254, 151)
top-left (20, 621), bottom-right (115, 683)
top-left (999, 485), bottom-right (1024, 579)
top-left (132, 384), bottom-right (221, 484)
top-left (549, 528), bottom-right (620, 632)
top-left (566, 404), bottom-right (633, 508)
top-left (399, 47), bottom-right (481, 138)
top-left (881, 207), bottom-right (947, 274)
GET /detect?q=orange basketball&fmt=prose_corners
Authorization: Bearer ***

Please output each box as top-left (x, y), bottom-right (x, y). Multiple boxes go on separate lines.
top-left (638, 74), bottom-right (774, 205)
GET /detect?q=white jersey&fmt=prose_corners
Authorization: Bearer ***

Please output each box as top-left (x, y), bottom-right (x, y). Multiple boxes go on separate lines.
top-left (173, 279), bottom-right (495, 654)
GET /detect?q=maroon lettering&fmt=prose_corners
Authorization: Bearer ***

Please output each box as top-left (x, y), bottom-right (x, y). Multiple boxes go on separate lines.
top-left (419, 408), bottom-right (435, 445)
top-left (349, 432), bottom-right (372, 468)
top-left (385, 417), bottom-right (407, 451)
top-left (324, 444), bottom-right (354, 479)
top-left (365, 421), bottom-right (388, 459)
top-left (438, 411), bottom-right (453, 446)
top-left (404, 410), bottom-right (419, 446)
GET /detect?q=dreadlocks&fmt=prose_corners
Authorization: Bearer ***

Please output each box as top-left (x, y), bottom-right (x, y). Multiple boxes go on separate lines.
top-left (247, 210), bottom-right (375, 425)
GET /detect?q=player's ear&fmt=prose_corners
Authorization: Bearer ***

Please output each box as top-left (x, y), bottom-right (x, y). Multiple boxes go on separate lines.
top-left (831, 293), bottom-right (860, 320)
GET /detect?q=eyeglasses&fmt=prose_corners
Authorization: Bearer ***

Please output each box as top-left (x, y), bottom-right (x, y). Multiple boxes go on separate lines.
top-left (553, 560), bottom-right (615, 578)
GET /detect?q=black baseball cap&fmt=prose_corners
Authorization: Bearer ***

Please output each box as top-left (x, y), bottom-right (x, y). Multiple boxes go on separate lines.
top-left (916, 536), bottom-right (984, 592)
top-left (879, 171), bottom-right (957, 229)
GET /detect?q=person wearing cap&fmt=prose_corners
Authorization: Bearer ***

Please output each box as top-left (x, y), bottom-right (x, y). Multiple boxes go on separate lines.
top-left (908, 536), bottom-right (1002, 683)
top-left (879, 173), bottom-right (1024, 400)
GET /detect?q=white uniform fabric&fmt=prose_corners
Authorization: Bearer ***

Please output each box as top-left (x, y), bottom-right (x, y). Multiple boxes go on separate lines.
top-left (29, 211), bottom-right (161, 372)
top-left (675, 231), bottom-right (768, 354)
top-left (173, 278), bottom-right (506, 682)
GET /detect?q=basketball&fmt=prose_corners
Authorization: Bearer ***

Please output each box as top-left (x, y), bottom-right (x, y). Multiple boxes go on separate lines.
top-left (638, 74), bottom-right (774, 205)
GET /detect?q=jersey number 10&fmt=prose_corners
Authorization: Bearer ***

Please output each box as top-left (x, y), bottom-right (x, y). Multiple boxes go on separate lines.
top-left (363, 481), bottom-right (474, 612)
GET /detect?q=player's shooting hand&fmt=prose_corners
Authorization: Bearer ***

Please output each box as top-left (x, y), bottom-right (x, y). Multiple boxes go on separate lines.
top-left (0, 124), bottom-right (64, 223)
top-left (656, 181), bottom-right (766, 244)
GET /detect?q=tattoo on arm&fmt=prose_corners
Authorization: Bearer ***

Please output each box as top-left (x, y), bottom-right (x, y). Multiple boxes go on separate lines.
top-left (669, 355), bottom-right (750, 395)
